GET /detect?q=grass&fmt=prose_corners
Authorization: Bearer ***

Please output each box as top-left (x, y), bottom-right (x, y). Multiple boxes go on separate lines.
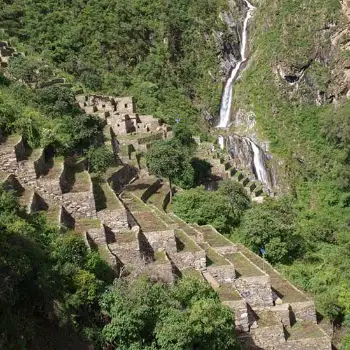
top-left (92, 177), bottom-right (121, 211)
top-left (199, 243), bottom-right (229, 266)
top-left (237, 244), bottom-right (308, 302)
top-left (181, 268), bottom-right (204, 280)
top-left (146, 183), bottom-right (170, 209)
top-left (98, 244), bottom-right (113, 263)
top-left (45, 156), bottom-right (64, 179)
top-left (175, 229), bottom-right (200, 252)
top-left (120, 191), bottom-right (150, 212)
top-left (132, 211), bottom-right (167, 232)
top-left (4, 134), bottom-right (21, 146)
top-left (255, 311), bottom-right (279, 327)
top-left (200, 225), bottom-right (232, 247)
top-left (154, 250), bottom-right (167, 264)
top-left (225, 252), bottom-right (264, 277)
top-left (287, 321), bottom-right (324, 341)
top-left (115, 230), bottom-right (137, 244)
top-left (71, 170), bottom-right (90, 193)
top-left (75, 218), bottom-right (101, 233)
top-left (218, 284), bottom-right (242, 301)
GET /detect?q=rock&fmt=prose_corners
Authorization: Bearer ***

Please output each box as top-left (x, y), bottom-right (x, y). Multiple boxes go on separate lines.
top-left (250, 321), bottom-right (259, 329)
top-left (275, 297), bottom-right (283, 305)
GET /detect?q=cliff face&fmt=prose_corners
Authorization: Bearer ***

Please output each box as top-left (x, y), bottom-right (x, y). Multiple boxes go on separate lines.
top-left (220, 0), bottom-right (350, 192)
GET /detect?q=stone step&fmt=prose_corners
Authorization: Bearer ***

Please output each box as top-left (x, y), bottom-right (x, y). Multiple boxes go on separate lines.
top-left (201, 270), bottom-right (220, 289)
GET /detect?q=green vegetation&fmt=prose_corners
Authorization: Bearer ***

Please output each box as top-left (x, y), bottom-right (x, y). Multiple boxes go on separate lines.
top-left (173, 180), bottom-right (251, 233)
top-left (0, 72), bottom-right (104, 154)
top-left (0, 0), bottom-right (233, 128)
top-left (100, 276), bottom-right (238, 349)
top-left (0, 187), bottom-right (238, 349)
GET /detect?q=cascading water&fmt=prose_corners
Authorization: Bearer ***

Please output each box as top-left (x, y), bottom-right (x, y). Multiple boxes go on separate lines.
top-left (217, 0), bottom-right (255, 129)
top-left (215, 1), bottom-right (272, 191)
top-left (245, 138), bottom-right (269, 185)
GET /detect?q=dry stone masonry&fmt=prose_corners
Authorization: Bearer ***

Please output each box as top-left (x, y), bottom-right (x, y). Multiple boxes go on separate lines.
top-left (0, 91), bottom-right (332, 350)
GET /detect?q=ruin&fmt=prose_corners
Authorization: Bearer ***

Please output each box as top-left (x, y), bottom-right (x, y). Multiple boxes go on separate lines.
top-left (0, 72), bottom-right (332, 347)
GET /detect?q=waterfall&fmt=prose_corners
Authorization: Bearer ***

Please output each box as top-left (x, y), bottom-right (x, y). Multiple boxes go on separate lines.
top-left (218, 135), bottom-right (225, 150)
top-left (215, 1), bottom-right (272, 191)
top-left (245, 138), bottom-right (269, 185)
top-left (217, 0), bottom-right (255, 128)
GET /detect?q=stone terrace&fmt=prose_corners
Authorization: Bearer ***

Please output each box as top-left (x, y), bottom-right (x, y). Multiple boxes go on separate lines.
top-left (0, 90), bottom-right (332, 349)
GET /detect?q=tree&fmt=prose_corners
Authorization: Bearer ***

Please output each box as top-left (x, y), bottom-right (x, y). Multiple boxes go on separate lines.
top-left (87, 146), bottom-right (114, 174)
top-left (173, 184), bottom-right (247, 232)
top-left (147, 139), bottom-right (193, 201)
top-left (100, 275), bottom-right (238, 349)
top-left (236, 197), bottom-right (302, 264)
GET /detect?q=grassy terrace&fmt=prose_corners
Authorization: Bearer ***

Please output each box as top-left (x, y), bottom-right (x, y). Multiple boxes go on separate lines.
top-left (125, 177), bottom-right (157, 200)
top-left (19, 188), bottom-right (33, 208)
top-left (200, 225), bottom-right (233, 247)
top-left (71, 170), bottom-right (90, 193)
top-left (115, 230), bottom-right (137, 244)
top-left (26, 148), bottom-right (43, 162)
top-left (168, 214), bottom-right (197, 237)
top-left (133, 211), bottom-right (167, 232)
top-left (92, 177), bottom-right (121, 211)
top-left (225, 252), bottom-right (264, 277)
top-left (0, 172), bottom-right (8, 182)
top-left (3, 134), bottom-right (21, 146)
top-left (146, 183), bottom-right (169, 209)
top-left (237, 244), bottom-right (308, 302)
top-left (181, 268), bottom-right (204, 280)
top-left (74, 218), bottom-right (101, 233)
top-left (120, 191), bottom-right (149, 212)
top-left (218, 284), bottom-right (242, 302)
top-left (175, 229), bottom-right (200, 253)
top-left (287, 321), bottom-right (324, 341)
top-left (200, 243), bottom-right (229, 266)
top-left (44, 157), bottom-right (64, 179)
top-left (255, 311), bottom-right (280, 328)
top-left (43, 206), bottom-right (60, 225)
top-left (149, 205), bottom-right (175, 225)
top-left (104, 165), bottom-right (124, 179)
top-left (98, 244), bottom-right (114, 264)
top-left (154, 250), bottom-right (167, 264)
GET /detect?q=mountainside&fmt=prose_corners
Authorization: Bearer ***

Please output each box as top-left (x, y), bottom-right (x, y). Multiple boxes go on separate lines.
top-left (1, 0), bottom-right (350, 349)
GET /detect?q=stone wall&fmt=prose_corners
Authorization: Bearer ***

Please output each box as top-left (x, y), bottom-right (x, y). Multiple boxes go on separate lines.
top-left (62, 190), bottom-right (96, 219)
top-left (14, 137), bottom-right (26, 161)
top-left (140, 178), bottom-right (162, 202)
top-left (170, 250), bottom-right (206, 270)
top-left (271, 304), bottom-right (291, 327)
top-left (235, 275), bottom-right (273, 308)
top-left (29, 192), bottom-right (48, 213)
top-left (2, 174), bottom-right (24, 193)
top-left (97, 208), bottom-right (129, 232)
top-left (223, 299), bottom-right (249, 332)
top-left (137, 132), bottom-right (163, 145)
top-left (143, 259), bottom-right (175, 284)
top-left (109, 236), bottom-right (143, 266)
top-left (143, 230), bottom-right (177, 254)
top-left (250, 323), bottom-right (285, 350)
top-left (87, 226), bottom-right (106, 245)
top-left (207, 265), bottom-right (236, 284)
top-left (0, 137), bottom-right (24, 172)
top-left (59, 206), bottom-right (75, 231)
top-left (289, 301), bottom-right (317, 323)
top-left (108, 164), bottom-right (138, 194)
top-left (284, 336), bottom-right (332, 350)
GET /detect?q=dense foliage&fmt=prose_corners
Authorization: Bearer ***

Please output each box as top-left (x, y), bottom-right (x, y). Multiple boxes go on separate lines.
top-left (0, 187), bottom-right (238, 349)
top-left (173, 180), bottom-right (251, 233)
top-left (0, 0), bottom-right (233, 128)
top-left (0, 73), bottom-right (104, 154)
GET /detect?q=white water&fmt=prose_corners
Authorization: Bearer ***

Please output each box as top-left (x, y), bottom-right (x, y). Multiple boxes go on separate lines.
top-left (217, 0), bottom-right (255, 128)
top-left (218, 135), bottom-right (225, 150)
top-left (246, 138), bottom-right (269, 185)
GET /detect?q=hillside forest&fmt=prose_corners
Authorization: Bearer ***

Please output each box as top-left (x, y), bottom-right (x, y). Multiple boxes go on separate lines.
top-left (0, 0), bottom-right (350, 349)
